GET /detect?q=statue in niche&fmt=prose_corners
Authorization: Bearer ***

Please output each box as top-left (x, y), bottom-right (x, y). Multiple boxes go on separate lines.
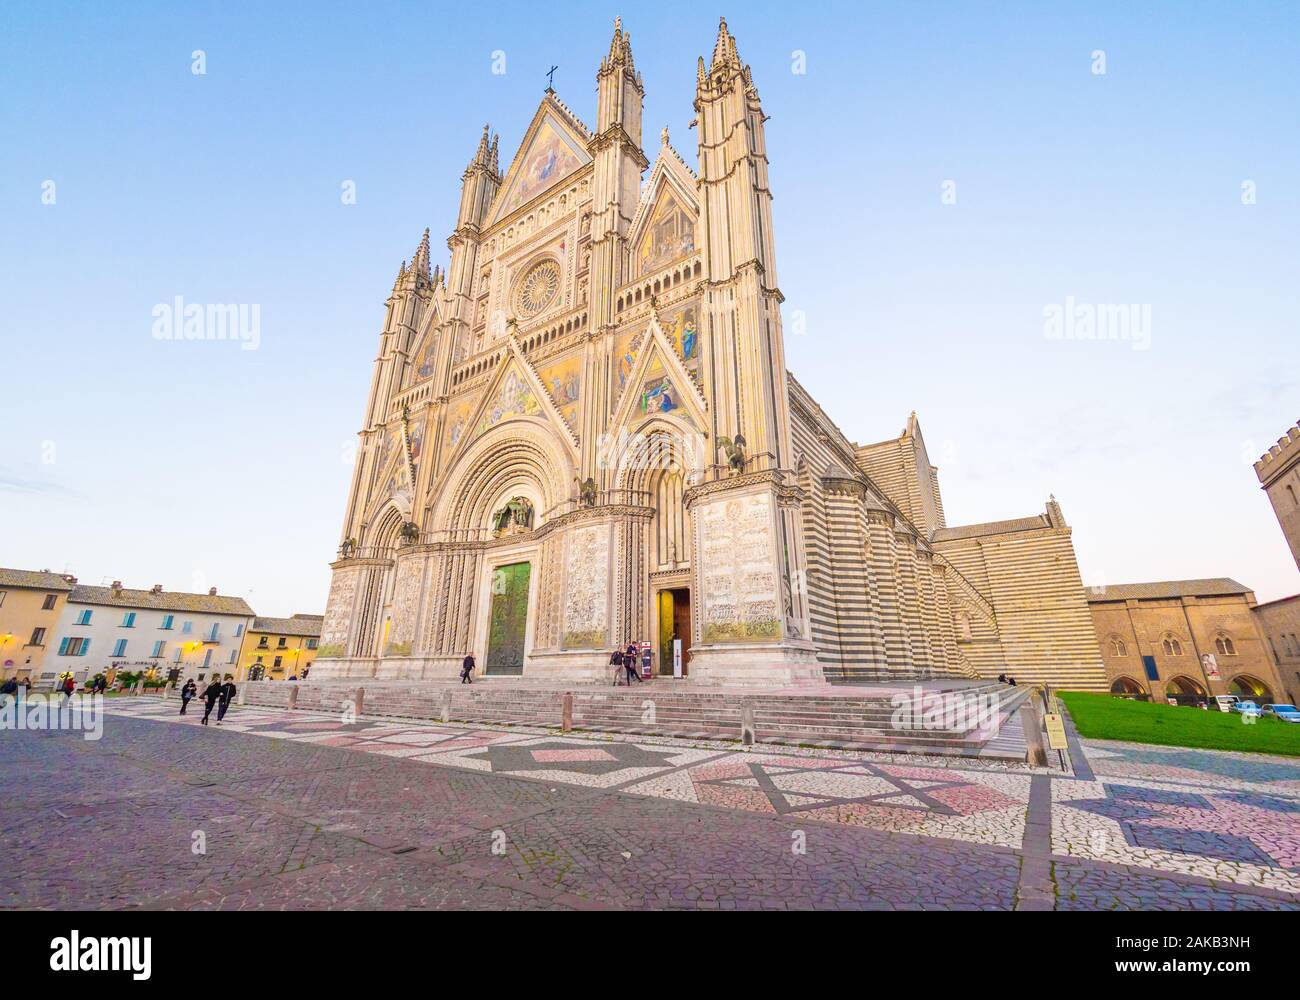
top-left (398, 521), bottom-right (420, 545)
top-left (492, 497), bottom-right (534, 537)
top-left (339, 537), bottom-right (357, 559)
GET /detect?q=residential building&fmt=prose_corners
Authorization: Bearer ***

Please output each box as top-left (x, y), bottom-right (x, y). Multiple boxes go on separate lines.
top-left (0, 568), bottom-right (75, 681)
top-left (237, 614), bottom-right (323, 681)
top-left (46, 581), bottom-right (254, 688)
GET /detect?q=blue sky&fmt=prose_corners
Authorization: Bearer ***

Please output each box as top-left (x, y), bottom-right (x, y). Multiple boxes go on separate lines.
top-left (1, 0), bottom-right (1297, 615)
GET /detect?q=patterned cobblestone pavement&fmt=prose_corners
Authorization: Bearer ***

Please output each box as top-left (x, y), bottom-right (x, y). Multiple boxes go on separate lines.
top-left (1, 697), bottom-right (1296, 910)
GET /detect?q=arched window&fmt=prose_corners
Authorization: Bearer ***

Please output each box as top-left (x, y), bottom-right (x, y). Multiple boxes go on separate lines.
top-left (1215, 634), bottom-right (1237, 656)
top-left (1109, 636), bottom-right (1128, 657)
top-left (1162, 635), bottom-right (1183, 656)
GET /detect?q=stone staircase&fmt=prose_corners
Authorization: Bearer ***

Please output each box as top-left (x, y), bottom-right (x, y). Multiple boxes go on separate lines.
top-left (244, 677), bottom-right (1032, 760)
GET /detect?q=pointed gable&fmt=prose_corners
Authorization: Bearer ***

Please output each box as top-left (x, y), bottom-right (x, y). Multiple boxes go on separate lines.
top-left (492, 100), bottom-right (593, 224)
top-left (629, 142), bottom-right (699, 278)
top-left (610, 313), bottom-right (708, 435)
top-left (442, 346), bottom-right (580, 469)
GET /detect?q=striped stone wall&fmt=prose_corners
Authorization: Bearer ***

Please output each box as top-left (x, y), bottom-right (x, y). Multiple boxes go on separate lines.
top-left (933, 523), bottom-right (1107, 691)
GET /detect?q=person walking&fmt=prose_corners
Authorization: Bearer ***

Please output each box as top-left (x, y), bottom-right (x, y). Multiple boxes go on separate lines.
top-left (179, 679), bottom-right (197, 715)
top-left (460, 653), bottom-right (476, 684)
top-left (624, 642), bottom-right (642, 684)
top-left (216, 674), bottom-right (237, 724)
top-left (200, 678), bottom-right (222, 726)
top-left (61, 676), bottom-right (76, 701)
top-left (609, 648), bottom-right (624, 686)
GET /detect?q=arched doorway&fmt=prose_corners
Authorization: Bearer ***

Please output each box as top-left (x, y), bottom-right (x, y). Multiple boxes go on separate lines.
top-left (1110, 676), bottom-right (1148, 700)
top-left (618, 421), bottom-right (703, 676)
top-left (1229, 674), bottom-right (1273, 703)
top-left (1165, 675), bottom-right (1207, 706)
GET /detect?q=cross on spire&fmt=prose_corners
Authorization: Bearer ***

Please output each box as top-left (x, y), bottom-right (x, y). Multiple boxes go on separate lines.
top-left (546, 65), bottom-right (558, 91)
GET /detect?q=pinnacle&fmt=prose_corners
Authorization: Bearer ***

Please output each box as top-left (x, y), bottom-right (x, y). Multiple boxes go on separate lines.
top-left (709, 15), bottom-right (741, 75)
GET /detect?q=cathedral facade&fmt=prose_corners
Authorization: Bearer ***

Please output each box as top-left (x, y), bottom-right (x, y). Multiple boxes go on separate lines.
top-left (314, 18), bottom-right (1107, 690)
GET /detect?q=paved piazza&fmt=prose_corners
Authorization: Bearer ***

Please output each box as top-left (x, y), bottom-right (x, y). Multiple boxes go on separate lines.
top-left (2, 697), bottom-right (1298, 910)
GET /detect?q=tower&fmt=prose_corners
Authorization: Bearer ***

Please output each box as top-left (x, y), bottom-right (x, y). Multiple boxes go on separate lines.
top-left (682, 18), bottom-right (817, 683)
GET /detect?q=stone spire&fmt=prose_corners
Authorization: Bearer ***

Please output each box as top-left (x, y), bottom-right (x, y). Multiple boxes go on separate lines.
top-left (411, 228), bottom-right (432, 281)
top-left (601, 15), bottom-right (636, 74)
top-left (710, 16), bottom-right (741, 75)
top-left (470, 123), bottom-right (492, 170)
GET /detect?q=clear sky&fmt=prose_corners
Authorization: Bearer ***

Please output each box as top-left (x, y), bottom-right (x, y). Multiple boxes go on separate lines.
top-left (2, 0), bottom-right (1297, 616)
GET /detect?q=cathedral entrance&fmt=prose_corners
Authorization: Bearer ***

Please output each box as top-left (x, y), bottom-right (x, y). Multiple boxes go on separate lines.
top-left (485, 561), bottom-right (531, 675)
top-left (656, 588), bottom-right (692, 676)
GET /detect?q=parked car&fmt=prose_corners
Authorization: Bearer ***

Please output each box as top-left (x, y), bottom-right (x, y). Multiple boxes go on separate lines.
top-left (1260, 704), bottom-right (1300, 724)
top-left (1231, 700), bottom-right (1260, 716)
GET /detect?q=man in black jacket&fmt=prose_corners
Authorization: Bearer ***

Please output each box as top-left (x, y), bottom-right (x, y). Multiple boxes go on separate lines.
top-left (200, 678), bottom-right (222, 725)
top-left (217, 674), bottom-right (237, 724)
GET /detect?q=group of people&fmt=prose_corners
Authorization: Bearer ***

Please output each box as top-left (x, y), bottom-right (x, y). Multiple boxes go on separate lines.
top-left (997, 673), bottom-right (1018, 686)
top-left (456, 644), bottom-right (647, 686)
top-left (609, 643), bottom-right (644, 685)
top-left (0, 675), bottom-right (33, 703)
top-left (179, 675), bottom-right (238, 725)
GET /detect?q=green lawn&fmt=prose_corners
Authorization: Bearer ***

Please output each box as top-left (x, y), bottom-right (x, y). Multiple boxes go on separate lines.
top-left (1059, 691), bottom-right (1300, 757)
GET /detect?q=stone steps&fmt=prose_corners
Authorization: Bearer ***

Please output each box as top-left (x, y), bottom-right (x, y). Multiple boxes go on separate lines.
top-left (244, 678), bottom-right (1029, 760)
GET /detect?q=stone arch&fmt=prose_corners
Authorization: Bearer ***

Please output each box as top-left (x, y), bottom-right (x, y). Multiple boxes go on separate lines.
top-left (1110, 676), bottom-right (1147, 699)
top-left (1165, 674), bottom-right (1206, 705)
top-left (1229, 673), bottom-right (1273, 702)
top-left (431, 420), bottom-right (573, 533)
top-left (366, 498), bottom-right (410, 549)
top-left (613, 415), bottom-right (708, 494)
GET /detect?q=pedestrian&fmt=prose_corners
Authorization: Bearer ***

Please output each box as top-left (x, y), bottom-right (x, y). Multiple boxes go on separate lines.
top-left (0, 676), bottom-right (17, 708)
top-left (624, 642), bottom-right (642, 684)
top-left (20, 675), bottom-right (32, 701)
top-left (62, 676), bottom-right (75, 700)
top-left (609, 648), bottom-right (624, 686)
top-left (460, 653), bottom-right (476, 684)
top-left (179, 679), bottom-right (197, 715)
top-left (217, 674), bottom-right (237, 724)
top-left (997, 673), bottom-right (1007, 684)
top-left (1007, 676), bottom-right (1017, 687)
top-left (200, 678), bottom-right (222, 725)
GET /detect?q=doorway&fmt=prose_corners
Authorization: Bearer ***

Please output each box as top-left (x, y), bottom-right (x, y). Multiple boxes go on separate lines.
top-left (486, 561), bottom-right (531, 675)
top-left (656, 588), bottom-right (691, 676)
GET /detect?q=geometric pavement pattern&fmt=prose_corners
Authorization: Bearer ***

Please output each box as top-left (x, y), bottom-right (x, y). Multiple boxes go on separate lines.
top-left (3, 696), bottom-right (1298, 909)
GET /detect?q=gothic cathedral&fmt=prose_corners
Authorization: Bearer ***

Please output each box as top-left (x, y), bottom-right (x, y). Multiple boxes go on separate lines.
top-left (315, 18), bottom-right (1108, 691)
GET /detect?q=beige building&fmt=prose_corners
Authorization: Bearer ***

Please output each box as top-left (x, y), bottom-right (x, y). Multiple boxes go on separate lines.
top-left (238, 614), bottom-right (323, 681)
top-left (0, 568), bottom-right (75, 680)
top-left (1255, 420), bottom-right (1300, 571)
top-left (1087, 579), bottom-right (1292, 706)
top-left (1254, 594), bottom-right (1300, 705)
top-left (47, 583), bottom-right (254, 687)
top-left (314, 18), bottom-right (1105, 690)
